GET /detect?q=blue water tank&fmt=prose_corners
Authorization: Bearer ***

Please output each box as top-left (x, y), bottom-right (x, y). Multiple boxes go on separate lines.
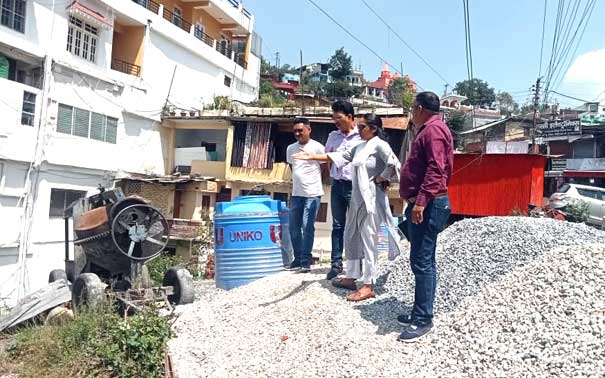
top-left (214, 195), bottom-right (285, 290)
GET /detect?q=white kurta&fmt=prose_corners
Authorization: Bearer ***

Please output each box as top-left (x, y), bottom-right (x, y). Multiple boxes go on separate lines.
top-left (328, 136), bottom-right (402, 284)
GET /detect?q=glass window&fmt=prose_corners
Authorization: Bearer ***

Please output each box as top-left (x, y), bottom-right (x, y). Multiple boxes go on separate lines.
top-left (57, 103), bottom-right (73, 134)
top-left (105, 117), bottom-right (118, 144)
top-left (56, 103), bottom-right (117, 144)
top-left (1, 0), bottom-right (26, 33)
top-left (577, 188), bottom-right (599, 200)
top-left (49, 188), bottom-right (86, 217)
top-left (67, 16), bottom-right (98, 63)
top-left (21, 91), bottom-right (35, 126)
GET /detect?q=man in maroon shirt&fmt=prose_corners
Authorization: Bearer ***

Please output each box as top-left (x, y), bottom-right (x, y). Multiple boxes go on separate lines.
top-left (397, 91), bottom-right (454, 342)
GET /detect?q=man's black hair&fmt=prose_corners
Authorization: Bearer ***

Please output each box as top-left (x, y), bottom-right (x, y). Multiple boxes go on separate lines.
top-left (331, 100), bottom-right (354, 117)
top-left (293, 117), bottom-right (310, 126)
top-left (415, 91), bottom-right (440, 113)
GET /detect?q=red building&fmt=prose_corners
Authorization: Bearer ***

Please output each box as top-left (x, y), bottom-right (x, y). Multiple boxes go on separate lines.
top-left (365, 64), bottom-right (417, 101)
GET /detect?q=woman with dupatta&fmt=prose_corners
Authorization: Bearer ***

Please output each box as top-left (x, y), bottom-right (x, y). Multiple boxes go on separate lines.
top-left (293, 113), bottom-right (402, 301)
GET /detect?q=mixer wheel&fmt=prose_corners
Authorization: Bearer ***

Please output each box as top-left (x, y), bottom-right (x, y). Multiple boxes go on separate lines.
top-left (72, 273), bottom-right (106, 311)
top-left (163, 268), bottom-right (194, 305)
top-left (49, 269), bottom-right (68, 284)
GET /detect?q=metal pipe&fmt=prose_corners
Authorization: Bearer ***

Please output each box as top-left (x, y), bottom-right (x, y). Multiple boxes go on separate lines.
top-left (64, 217), bottom-right (69, 262)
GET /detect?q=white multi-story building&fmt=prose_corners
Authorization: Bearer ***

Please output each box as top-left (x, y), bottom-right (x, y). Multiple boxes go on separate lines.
top-left (0, 0), bottom-right (261, 307)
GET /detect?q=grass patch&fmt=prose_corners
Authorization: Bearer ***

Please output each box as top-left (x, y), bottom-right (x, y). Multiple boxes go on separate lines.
top-left (4, 305), bottom-right (171, 378)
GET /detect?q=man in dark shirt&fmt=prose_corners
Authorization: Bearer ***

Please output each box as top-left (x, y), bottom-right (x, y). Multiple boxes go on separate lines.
top-left (397, 91), bottom-right (454, 342)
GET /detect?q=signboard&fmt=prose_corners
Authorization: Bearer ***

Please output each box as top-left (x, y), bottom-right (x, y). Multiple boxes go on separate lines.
top-left (536, 119), bottom-right (581, 137)
top-left (550, 158), bottom-right (567, 171)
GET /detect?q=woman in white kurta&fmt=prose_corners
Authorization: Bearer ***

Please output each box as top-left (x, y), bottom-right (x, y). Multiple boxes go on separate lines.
top-left (294, 114), bottom-right (402, 301)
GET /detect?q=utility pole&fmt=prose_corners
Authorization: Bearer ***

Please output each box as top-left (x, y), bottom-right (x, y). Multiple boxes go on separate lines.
top-left (443, 84), bottom-right (449, 97)
top-left (275, 52), bottom-right (280, 72)
top-left (300, 49), bottom-right (304, 114)
top-left (531, 77), bottom-right (542, 153)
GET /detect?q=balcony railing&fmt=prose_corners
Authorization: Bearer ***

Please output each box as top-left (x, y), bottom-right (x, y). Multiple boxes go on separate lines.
top-left (111, 58), bottom-right (141, 77)
top-left (216, 42), bottom-right (233, 59)
top-left (132, 0), bottom-right (160, 14)
top-left (194, 26), bottom-right (214, 47)
top-left (163, 7), bottom-right (192, 33)
top-left (131, 0), bottom-right (248, 68)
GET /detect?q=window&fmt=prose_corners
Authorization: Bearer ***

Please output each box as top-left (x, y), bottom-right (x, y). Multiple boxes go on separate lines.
top-left (1, 0), bottom-right (25, 33)
top-left (21, 91), bottom-right (35, 126)
top-left (273, 192), bottom-right (289, 204)
top-left (577, 188), bottom-right (601, 200)
top-left (172, 7), bottom-right (183, 28)
top-left (201, 195), bottom-right (211, 215)
top-left (224, 75), bottom-right (232, 87)
top-left (49, 188), bottom-right (86, 217)
top-left (194, 22), bottom-right (204, 39)
top-left (66, 16), bottom-right (98, 63)
top-left (56, 103), bottom-right (118, 144)
top-left (316, 202), bottom-right (328, 223)
top-left (217, 187), bottom-right (231, 203)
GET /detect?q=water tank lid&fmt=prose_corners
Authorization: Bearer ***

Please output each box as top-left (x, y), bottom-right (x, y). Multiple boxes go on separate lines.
top-left (216, 202), bottom-right (277, 218)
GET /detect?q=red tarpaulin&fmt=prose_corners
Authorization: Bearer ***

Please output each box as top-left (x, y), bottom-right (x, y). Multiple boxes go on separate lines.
top-left (448, 154), bottom-right (547, 216)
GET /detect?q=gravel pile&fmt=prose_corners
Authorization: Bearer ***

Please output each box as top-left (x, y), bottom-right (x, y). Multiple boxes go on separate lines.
top-left (168, 217), bottom-right (605, 378)
top-left (376, 217), bottom-right (605, 311)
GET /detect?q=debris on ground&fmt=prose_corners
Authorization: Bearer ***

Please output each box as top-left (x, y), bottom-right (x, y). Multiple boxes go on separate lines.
top-left (0, 280), bottom-right (71, 332)
top-left (167, 217), bottom-right (605, 378)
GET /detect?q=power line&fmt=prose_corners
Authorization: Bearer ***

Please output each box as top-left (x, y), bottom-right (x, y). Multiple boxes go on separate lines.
top-left (462, 0), bottom-right (476, 128)
top-left (305, 0), bottom-right (424, 91)
top-left (547, 0), bottom-right (585, 84)
top-left (359, 0), bottom-right (450, 86)
top-left (550, 0), bottom-right (597, 91)
top-left (549, 90), bottom-right (591, 103)
top-left (538, 0), bottom-right (548, 76)
top-left (543, 0), bottom-right (596, 100)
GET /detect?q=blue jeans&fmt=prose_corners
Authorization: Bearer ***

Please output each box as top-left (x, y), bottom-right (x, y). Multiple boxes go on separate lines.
top-left (289, 196), bottom-right (321, 267)
top-left (405, 195), bottom-right (451, 324)
top-left (330, 180), bottom-right (352, 267)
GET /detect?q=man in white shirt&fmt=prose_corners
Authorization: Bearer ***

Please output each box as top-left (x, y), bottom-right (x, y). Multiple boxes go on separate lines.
top-left (286, 118), bottom-right (325, 273)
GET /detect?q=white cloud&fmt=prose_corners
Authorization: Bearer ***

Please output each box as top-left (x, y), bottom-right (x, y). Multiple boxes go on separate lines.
top-left (560, 49), bottom-right (605, 103)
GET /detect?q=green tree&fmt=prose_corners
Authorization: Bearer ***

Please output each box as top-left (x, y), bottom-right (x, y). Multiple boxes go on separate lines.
top-left (257, 78), bottom-right (286, 107)
top-left (446, 111), bottom-right (467, 133)
top-left (328, 47), bottom-right (352, 81)
top-left (446, 111), bottom-right (467, 149)
top-left (454, 78), bottom-right (496, 106)
top-left (496, 91), bottom-right (519, 116)
top-left (388, 77), bottom-right (415, 109)
top-left (325, 80), bottom-right (361, 99)
top-left (260, 56), bottom-right (273, 75)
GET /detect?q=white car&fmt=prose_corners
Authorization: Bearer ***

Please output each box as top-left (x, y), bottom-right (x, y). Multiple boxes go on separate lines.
top-left (549, 184), bottom-right (605, 227)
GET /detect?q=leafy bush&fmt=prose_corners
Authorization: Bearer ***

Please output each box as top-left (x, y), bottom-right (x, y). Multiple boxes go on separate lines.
top-left (101, 310), bottom-right (171, 378)
top-left (564, 199), bottom-right (590, 223)
top-left (6, 306), bottom-right (171, 378)
top-left (147, 254), bottom-right (184, 286)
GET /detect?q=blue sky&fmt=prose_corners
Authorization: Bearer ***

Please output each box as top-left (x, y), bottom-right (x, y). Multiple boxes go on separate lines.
top-left (245, 0), bottom-right (605, 108)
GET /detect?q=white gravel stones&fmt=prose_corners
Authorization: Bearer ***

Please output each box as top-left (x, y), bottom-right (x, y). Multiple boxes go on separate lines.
top-left (168, 217), bottom-right (605, 378)
top-left (377, 217), bottom-right (605, 312)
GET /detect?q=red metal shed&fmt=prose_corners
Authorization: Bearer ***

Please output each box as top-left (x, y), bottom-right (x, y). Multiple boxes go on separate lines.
top-left (449, 154), bottom-right (547, 216)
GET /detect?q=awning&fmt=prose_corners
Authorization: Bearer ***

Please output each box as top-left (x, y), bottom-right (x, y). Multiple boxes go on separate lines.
top-left (67, 1), bottom-right (111, 29)
top-left (563, 170), bottom-right (605, 178)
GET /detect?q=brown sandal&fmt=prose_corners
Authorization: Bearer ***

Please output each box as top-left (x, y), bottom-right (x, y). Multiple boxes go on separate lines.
top-left (346, 287), bottom-right (376, 302)
top-left (332, 278), bottom-right (357, 291)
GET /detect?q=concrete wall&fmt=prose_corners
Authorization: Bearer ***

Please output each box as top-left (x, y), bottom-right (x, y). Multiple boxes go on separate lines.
top-left (112, 24), bottom-right (146, 71)
top-left (0, 164), bottom-right (108, 307)
top-left (175, 129), bottom-right (228, 160)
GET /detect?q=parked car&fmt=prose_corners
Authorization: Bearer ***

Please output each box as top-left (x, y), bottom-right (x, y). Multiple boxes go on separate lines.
top-left (549, 184), bottom-right (605, 227)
